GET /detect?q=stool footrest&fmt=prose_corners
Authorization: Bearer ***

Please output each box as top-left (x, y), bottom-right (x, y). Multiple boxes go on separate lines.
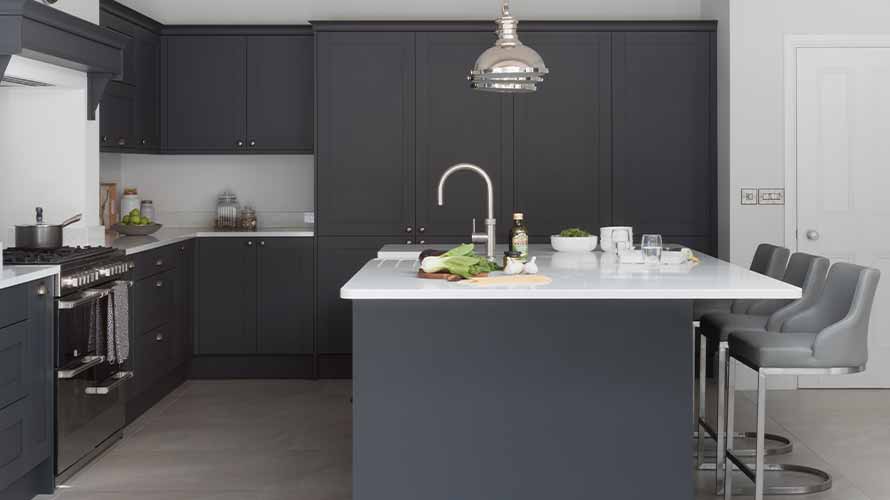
top-left (696, 421), bottom-right (793, 457)
top-left (725, 450), bottom-right (832, 495)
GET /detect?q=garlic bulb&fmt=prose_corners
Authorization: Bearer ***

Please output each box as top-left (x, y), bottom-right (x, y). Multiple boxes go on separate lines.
top-left (504, 259), bottom-right (525, 275)
top-left (523, 256), bottom-right (539, 274)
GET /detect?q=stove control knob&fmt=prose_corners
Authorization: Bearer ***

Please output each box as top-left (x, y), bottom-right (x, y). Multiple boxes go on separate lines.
top-left (99, 267), bottom-right (112, 277)
top-left (62, 276), bottom-right (77, 288)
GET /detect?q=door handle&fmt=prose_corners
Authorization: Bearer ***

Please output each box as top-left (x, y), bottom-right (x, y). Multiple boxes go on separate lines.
top-left (806, 230), bottom-right (820, 241)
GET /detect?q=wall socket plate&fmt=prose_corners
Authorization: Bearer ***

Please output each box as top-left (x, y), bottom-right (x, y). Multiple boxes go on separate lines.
top-left (741, 188), bottom-right (758, 205)
top-left (304, 212), bottom-right (315, 224)
top-left (758, 188), bottom-right (785, 205)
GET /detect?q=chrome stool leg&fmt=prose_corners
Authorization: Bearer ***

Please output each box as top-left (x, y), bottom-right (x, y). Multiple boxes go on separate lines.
top-left (724, 358), bottom-right (833, 499)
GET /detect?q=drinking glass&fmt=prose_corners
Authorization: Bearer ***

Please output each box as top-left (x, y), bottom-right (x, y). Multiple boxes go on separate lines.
top-left (641, 234), bottom-right (663, 266)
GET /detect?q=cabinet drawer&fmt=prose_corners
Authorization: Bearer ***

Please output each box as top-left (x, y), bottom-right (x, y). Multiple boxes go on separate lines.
top-left (0, 399), bottom-right (27, 490)
top-left (134, 325), bottom-right (174, 394)
top-left (133, 269), bottom-right (176, 335)
top-left (132, 245), bottom-right (177, 281)
top-left (0, 322), bottom-right (28, 410)
top-left (0, 286), bottom-right (27, 329)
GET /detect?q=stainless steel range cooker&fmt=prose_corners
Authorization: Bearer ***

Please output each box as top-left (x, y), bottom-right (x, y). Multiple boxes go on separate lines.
top-left (3, 246), bottom-right (134, 482)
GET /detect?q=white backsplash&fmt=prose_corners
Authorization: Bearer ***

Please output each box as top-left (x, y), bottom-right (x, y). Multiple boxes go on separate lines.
top-left (101, 154), bottom-right (314, 228)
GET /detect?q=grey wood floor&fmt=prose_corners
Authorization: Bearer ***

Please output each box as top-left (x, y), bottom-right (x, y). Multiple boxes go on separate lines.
top-left (39, 380), bottom-right (890, 500)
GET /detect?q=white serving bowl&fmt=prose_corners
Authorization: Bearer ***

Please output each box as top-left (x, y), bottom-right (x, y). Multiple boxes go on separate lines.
top-left (550, 235), bottom-right (598, 253)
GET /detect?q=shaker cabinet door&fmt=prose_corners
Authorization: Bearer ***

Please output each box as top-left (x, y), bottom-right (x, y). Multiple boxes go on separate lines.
top-left (164, 36), bottom-right (247, 151)
top-left (133, 26), bottom-right (160, 150)
top-left (316, 32), bottom-right (416, 236)
top-left (246, 35), bottom-right (314, 152)
top-left (196, 238), bottom-right (257, 354)
top-left (257, 238), bottom-right (315, 354)
top-left (414, 32), bottom-right (513, 239)
top-left (612, 32), bottom-right (715, 252)
top-left (514, 32), bottom-right (612, 241)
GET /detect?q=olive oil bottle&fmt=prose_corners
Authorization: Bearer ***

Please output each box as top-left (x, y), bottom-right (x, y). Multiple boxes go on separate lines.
top-left (509, 213), bottom-right (529, 261)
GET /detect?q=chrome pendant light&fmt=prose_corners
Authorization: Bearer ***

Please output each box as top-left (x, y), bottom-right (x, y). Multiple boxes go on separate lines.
top-left (468, 0), bottom-right (549, 93)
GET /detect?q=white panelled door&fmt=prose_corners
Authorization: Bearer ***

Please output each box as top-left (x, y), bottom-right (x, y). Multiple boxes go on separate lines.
top-left (795, 46), bottom-right (890, 388)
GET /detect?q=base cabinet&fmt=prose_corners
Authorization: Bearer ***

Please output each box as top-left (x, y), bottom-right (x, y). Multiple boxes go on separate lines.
top-left (195, 237), bottom-right (314, 356)
top-left (0, 277), bottom-right (54, 497)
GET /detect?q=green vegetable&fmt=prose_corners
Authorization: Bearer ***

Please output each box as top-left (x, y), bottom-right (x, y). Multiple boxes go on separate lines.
top-left (420, 243), bottom-right (499, 278)
top-left (559, 227), bottom-right (591, 237)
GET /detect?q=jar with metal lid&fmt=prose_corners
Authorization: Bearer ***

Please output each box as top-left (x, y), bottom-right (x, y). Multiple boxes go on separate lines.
top-left (140, 200), bottom-right (155, 222)
top-left (240, 205), bottom-right (258, 231)
top-left (215, 191), bottom-right (240, 230)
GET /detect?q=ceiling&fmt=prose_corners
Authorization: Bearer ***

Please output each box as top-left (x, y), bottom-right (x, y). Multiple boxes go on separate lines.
top-left (115, 0), bottom-right (702, 25)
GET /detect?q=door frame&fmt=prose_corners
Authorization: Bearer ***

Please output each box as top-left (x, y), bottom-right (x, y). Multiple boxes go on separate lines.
top-left (783, 34), bottom-right (890, 252)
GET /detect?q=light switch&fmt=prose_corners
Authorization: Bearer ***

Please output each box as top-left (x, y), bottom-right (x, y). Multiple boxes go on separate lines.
top-left (741, 188), bottom-right (758, 205)
top-left (758, 188), bottom-right (785, 205)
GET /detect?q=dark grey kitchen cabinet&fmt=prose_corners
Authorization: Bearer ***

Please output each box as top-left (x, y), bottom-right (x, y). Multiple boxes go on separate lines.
top-left (514, 32), bottom-right (612, 241)
top-left (163, 35), bottom-right (247, 151)
top-left (163, 28), bottom-right (314, 153)
top-left (0, 277), bottom-right (54, 496)
top-left (195, 237), bottom-right (314, 355)
top-left (100, 81), bottom-right (135, 149)
top-left (611, 31), bottom-right (716, 253)
top-left (174, 240), bottom-right (195, 368)
top-left (257, 238), bottom-right (315, 354)
top-left (246, 35), bottom-right (314, 152)
top-left (99, 0), bottom-right (162, 152)
top-left (316, 32), bottom-right (416, 236)
top-left (414, 32), bottom-right (513, 239)
top-left (195, 238), bottom-right (257, 354)
top-left (316, 237), bottom-right (402, 355)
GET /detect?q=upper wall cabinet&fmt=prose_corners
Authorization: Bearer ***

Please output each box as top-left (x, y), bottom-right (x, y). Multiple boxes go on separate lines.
top-left (611, 31), bottom-right (715, 253)
top-left (162, 27), bottom-right (314, 154)
top-left (99, 1), bottom-right (162, 152)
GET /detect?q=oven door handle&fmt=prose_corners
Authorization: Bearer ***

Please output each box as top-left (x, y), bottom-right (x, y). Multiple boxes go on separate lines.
top-left (57, 355), bottom-right (106, 379)
top-left (84, 371), bottom-right (133, 395)
top-left (58, 289), bottom-right (111, 310)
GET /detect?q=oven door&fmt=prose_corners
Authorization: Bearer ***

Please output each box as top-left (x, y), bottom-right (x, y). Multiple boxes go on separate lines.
top-left (55, 284), bottom-right (133, 479)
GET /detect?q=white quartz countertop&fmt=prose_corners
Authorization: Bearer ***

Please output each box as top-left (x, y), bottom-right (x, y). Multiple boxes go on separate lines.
top-left (342, 244), bottom-right (802, 300)
top-left (0, 265), bottom-right (60, 291)
top-left (108, 227), bottom-right (315, 255)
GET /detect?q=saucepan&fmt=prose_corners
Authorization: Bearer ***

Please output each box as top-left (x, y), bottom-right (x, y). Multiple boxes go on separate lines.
top-left (15, 207), bottom-right (82, 249)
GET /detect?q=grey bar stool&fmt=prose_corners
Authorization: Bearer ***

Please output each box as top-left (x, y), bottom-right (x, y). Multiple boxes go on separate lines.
top-left (693, 243), bottom-right (790, 323)
top-left (696, 253), bottom-right (829, 492)
top-left (724, 262), bottom-right (881, 500)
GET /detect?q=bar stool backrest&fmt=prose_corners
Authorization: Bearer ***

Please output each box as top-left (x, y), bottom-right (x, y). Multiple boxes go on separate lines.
top-left (782, 262), bottom-right (881, 367)
top-left (763, 253), bottom-right (830, 330)
top-left (732, 244), bottom-right (791, 314)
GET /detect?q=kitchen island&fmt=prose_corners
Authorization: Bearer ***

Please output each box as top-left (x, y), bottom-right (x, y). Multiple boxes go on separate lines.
top-left (341, 245), bottom-right (800, 500)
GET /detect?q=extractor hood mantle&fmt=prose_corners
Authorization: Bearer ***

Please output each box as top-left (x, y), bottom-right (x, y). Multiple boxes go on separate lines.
top-left (0, 0), bottom-right (127, 120)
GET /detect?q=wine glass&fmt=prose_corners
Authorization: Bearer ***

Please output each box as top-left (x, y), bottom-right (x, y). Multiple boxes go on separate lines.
top-left (641, 234), bottom-right (663, 266)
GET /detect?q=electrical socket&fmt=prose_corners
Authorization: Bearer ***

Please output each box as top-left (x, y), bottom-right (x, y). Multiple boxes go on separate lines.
top-left (741, 188), bottom-right (758, 205)
top-left (304, 212), bottom-right (315, 224)
top-left (758, 188), bottom-right (785, 205)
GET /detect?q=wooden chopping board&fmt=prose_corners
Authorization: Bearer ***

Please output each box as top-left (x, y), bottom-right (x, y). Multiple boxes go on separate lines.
top-left (417, 270), bottom-right (488, 282)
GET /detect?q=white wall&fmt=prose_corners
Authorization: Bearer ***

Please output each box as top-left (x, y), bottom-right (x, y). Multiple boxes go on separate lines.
top-left (117, 0), bottom-right (702, 24)
top-left (728, 0), bottom-right (890, 268)
top-left (101, 155), bottom-right (314, 228)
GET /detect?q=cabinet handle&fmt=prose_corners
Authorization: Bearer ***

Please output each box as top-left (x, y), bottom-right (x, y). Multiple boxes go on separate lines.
top-left (155, 280), bottom-right (164, 288)
top-left (37, 285), bottom-right (48, 296)
top-left (406, 226), bottom-right (413, 233)
top-left (259, 241), bottom-right (265, 247)
top-left (117, 137), bottom-right (127, 146)
top-left (419, 227), bottom-right (426, 233)
top-left (141, 138), bottom-right (149, 146)
top-left (236, 140), bottom-right (245, 148)
top-left (155, 333), bottom-right (164, 342)
top-left (247, 241), bottom-right (254, 246)
top-left (179, 245), bottom-right (185, 252)
top-left (406, 240), bottom-right (413, 245)
top-left (419, 240), bottom-right (426, 245)
top-left (249, 139), bottom-right (256, 147)
top-left (101, 135), bottom-right (109, 143)
top-left (155, 259), bottom-right (164, 267)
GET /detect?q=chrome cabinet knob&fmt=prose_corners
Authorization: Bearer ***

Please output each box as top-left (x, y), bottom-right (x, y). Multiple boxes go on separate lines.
top-left (419, 227), bottom-right (426, 233)
top-left (117, 137), bottom-right (127, 146)
top-left (155, 259), bottom-right (164, 267)
top-left (259, 241), bottom-right (265, 247)
top-left (102, 135), bottom-right (109, 143)
top-left (249, 140), bottom-right (256, 147)
top-left (247, 241), bottom-right (254, 246)
top-left (419, 240), bottom-right (426, 245)
top-left (155, 280), bottom-right (163, 288)
top-left (236, 140), bottom-right (245, 148)
top-left (141, 138), bottom-right (149, 145)
top-left (806, 230), bottom-right (820, 241)
top-left (155, 333), bottom-right (164, 342)
top-left (406, 240), bottom-right (413, 245)
top-left (37, 285), bottom-right (47, 296)
top-left (406, 226), bottom-right (413, 233)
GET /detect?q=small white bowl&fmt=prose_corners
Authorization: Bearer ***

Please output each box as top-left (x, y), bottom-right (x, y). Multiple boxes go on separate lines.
top-left (550, 235), bottom-right (598, 253)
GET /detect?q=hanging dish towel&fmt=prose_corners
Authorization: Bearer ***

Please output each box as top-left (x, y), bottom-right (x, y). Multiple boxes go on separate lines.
top-left (106, 281), bottom-right (130, 364)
